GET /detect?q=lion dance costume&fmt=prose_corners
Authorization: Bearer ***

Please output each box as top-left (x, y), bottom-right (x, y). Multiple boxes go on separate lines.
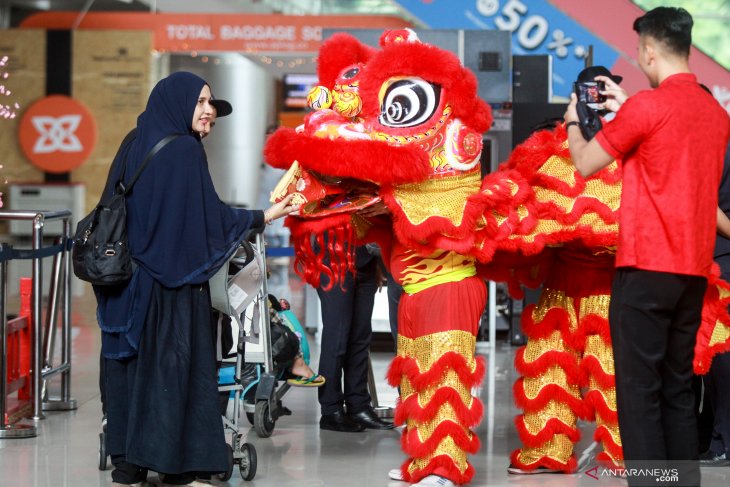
top-left (492, 129), bottom-right (624, 472)
top-left (264, 29), bottom-right (730, 484)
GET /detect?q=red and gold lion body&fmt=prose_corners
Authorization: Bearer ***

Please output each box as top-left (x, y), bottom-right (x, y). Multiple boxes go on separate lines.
top-left (264, 29), bottom-right (730, 483)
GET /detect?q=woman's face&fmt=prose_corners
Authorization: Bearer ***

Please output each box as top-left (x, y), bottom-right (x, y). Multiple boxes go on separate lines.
top-left (192, 84), bottom-right (215, 135)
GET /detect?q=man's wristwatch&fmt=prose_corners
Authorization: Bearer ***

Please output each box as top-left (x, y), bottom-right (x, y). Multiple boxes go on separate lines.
top-left (566, 121), bottom-right (580, 130)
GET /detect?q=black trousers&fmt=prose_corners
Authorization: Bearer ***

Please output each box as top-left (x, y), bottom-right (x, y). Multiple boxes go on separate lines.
top-left (610, 267), bottom-right (706, 487)
top-left (386, 270), bottom-right (403, 346)
top-left (705, 351), bottom-right (730, 457)
top-left (316, 247), bottom-right (378, 415)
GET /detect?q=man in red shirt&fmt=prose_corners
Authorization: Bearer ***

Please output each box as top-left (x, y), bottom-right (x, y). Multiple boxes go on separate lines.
top-left (564, 6), bottom-right (730, 486)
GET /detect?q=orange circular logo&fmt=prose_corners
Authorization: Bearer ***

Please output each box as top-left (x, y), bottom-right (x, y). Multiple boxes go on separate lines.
top-left (18, 95), bottom-right (97, 173)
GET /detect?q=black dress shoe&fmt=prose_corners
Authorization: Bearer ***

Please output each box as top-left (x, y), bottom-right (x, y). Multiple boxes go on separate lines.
top-left (320, 410), bottom-right (366, 432)
top-left (699, 450), bottom-right (730, 466)
top-left (348, 408), bottom-right (396, 430)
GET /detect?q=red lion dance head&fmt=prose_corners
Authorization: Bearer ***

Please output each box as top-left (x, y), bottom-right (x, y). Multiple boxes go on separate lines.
top-left (265, 29), bottom-right (493, 288)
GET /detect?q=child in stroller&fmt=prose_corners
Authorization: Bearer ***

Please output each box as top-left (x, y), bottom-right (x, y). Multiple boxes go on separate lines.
top-left (270, 296), bottom-right (324, 387)
top-left (217, 294), bottom-right (324, 394)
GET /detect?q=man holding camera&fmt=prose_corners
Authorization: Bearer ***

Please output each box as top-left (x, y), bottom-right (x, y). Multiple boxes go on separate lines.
top-left (564, 6), bottom-right (729, 486)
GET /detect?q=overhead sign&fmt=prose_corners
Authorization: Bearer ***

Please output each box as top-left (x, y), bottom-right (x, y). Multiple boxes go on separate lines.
top-left (394, 0), bottom-right (619, 99)
top-left (18, 95), bottom-right (97, 173)
top-left (394, 0), bottom-right (730, 113)
top-left (20, 12), bottom-right (411, 53)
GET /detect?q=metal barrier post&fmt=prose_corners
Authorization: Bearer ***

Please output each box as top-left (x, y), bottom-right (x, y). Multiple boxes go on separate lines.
top-left (43, 225), bottom-right (76, 411)
top-left (0, 209), bottom-right (76, 422)
top-left (0, 245), bottom-right (37, 438)
top-left (31, 214), bottom-right (43, 420)
top-left (367, 354), bottom-right (394, 419)
top-left (61, 218), bottom-right (73, 405)
top-left (41, 237), bottom-right (62, 396)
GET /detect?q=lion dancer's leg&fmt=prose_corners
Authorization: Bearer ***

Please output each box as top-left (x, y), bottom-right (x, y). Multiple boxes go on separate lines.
top-left (581, 301), bottom-right (624, 469)
top-left (510, 250), bottom-right (621, 473)
top-left (387, 276), bottom-right (487, 485)
top-left (510, 288), bottom-right (588, 473)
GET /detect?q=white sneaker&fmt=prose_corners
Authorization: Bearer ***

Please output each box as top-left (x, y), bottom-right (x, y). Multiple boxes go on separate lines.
top-left (412, 475), bottom-right (455, 487)
top-left (388, 468), bottom-right (404, 481)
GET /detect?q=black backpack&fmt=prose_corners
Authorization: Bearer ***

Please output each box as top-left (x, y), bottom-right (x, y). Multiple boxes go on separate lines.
top-left (72, 131), bottom-right (180, 286)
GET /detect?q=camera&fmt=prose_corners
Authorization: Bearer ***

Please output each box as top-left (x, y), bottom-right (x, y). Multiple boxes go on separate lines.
top-left (574, 81), bottom-right (606, 109)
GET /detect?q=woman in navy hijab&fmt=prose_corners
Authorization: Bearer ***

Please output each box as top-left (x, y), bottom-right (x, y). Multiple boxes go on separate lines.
top-left (97, 72), bottom-right (297, 486)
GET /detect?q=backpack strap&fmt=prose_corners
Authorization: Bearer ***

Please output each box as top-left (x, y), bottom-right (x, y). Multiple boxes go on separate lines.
top-left (117, 133), bottom-right (181, 195)
top-left (118, 128), bottom-right (137, 155)
top-left (102, 128), bottom-right (136, 201)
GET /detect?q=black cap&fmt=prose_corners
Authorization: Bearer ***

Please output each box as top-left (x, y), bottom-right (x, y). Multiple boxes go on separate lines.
top-left (210, 97), bottom-right (233, 117)
top-left (577, 65), bottom-right (623, 85)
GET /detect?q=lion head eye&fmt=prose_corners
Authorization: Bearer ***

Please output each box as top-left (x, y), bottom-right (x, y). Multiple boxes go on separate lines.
top-left (341, 66), bottom-right (360, 79)
top-left (379, 78), bottom-right (441, 128)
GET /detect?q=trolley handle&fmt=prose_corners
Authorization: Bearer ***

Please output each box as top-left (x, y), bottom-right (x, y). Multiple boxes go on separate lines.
top-left (229, 240), bottom-right (256, 271)
top-left (246, 224), bottom-right (266, 239)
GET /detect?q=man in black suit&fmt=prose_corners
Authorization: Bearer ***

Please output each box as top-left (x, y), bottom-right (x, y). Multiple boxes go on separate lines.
top-left (317, 245), bottom-right (395, 432)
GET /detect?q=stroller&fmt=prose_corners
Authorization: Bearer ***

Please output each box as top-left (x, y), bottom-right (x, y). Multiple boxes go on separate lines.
top-left (210, 231), bottom-right (300, 480)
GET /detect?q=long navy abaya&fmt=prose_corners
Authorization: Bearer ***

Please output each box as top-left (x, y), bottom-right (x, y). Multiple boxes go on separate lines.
top-left (97, 72), bottom-right (264, 476)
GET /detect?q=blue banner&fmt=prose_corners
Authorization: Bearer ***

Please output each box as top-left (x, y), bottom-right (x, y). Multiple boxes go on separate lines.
top-left (393, 0), bottom-right (620, 98)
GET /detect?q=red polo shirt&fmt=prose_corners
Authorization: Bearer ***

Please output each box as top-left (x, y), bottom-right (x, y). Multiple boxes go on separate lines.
top-left (595, 73), bottom-right (730, 277)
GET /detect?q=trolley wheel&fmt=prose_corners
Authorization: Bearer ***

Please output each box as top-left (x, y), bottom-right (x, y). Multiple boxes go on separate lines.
top-left (239, 442), bottom-right (257, 481)
top-left (217, 443), bottom-right (234, 481)
top-left (246, 412), bottom-right (255, 426)
top-left (98, 432), bottom-right (108, 471)
top-left (254, 400), bottom-right (275, 438)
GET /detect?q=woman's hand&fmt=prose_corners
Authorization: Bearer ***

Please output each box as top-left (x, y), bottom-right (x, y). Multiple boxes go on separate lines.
top-left (358, 200), bottom-right (390, 218)
top-left (264, 194), bottom-right (300, 223)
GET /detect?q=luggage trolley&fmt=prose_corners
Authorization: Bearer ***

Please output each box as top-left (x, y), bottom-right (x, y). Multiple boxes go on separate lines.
top-left (209, 232), bottom-right (292, 478)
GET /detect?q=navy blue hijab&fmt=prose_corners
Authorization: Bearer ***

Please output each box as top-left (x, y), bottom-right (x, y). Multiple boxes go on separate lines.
top-left (96, 71), bottom-right (263, 358)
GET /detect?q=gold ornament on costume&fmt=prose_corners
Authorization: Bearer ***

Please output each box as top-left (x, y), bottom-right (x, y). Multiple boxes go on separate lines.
top-left (517, 434), bottom-right (575, 465)
top-left (332, 90), bottom-right (362, 118)
top-left (444, 120), bottom-right (483, 171)
top-left (397, 330), bottom-right (477, 370)
top-left (393, 171), bottom-right (482, 227)
top-left (408, 435), bottom-right (470, 475)
top-left (521, 400), bottom-right (577, 435)
top-left (306, 85), bottom-right (332, 110)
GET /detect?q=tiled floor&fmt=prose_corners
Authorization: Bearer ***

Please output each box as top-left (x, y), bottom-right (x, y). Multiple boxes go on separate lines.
top-left (2, 282), bottom-right (730, 487)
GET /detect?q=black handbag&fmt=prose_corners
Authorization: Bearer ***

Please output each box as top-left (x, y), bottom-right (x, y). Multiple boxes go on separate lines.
top-left (72, 132), bottom-right (180, 286)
